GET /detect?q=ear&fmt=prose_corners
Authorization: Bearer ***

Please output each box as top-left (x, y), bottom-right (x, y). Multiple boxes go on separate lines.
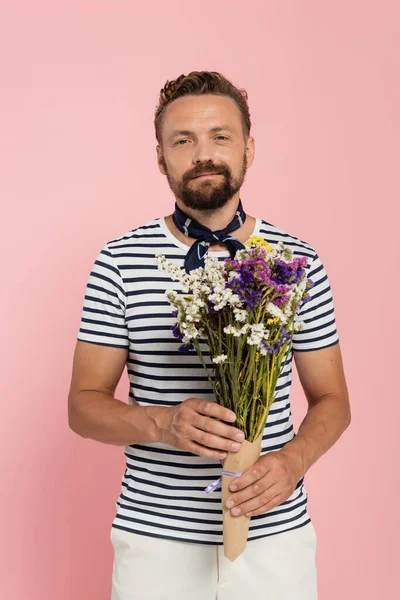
top-left (156, 145), bottom-right (167, 176)
top-left (245, 136), bottom-right (255, 168)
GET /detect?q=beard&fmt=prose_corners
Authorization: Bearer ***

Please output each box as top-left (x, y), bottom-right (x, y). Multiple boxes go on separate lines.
top-left (160, 153), bottom-right (248, 212)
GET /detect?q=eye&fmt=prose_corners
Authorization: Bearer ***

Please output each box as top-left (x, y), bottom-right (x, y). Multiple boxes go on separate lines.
top-left (175, 139), bottom-right (189, 145)
top-left (216, 135), bottom-right (229, 140)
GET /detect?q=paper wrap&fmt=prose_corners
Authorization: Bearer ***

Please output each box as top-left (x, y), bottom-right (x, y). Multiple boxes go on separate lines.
top-left (221, 432), bottom-right (263, 561)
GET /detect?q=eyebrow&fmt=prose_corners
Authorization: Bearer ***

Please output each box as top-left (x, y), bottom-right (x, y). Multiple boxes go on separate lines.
top-left (168, 125), bottom-right (235, 139)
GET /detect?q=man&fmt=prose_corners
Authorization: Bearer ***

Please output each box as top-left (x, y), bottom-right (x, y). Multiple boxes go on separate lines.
top-left (68, 70), bottom-right (351, 600)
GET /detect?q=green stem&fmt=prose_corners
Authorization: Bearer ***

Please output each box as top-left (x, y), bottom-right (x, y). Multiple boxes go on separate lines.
top-left (192, 339), bottom-right (217, 394)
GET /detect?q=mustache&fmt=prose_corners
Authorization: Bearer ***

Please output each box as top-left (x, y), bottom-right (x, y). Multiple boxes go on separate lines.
top-left (189, 166), bottom-right (228, 179)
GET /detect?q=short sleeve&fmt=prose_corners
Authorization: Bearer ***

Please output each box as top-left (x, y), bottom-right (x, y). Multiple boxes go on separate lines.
top-left (77, 243), bottom-right (130, 349)
top-left (292, 252), bottom-right (339, 352)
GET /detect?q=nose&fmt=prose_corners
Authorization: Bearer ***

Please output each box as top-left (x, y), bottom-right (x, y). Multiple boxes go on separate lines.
top-left (192, 138), bottom-right (215, 165)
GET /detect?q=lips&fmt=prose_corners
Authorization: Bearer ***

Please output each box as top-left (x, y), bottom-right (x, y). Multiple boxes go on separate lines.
top-left (193, 172), bottom-right (221, 179)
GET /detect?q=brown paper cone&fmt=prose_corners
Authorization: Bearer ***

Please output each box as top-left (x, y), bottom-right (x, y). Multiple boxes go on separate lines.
top-left (221, 432), bottom-right (263, 561)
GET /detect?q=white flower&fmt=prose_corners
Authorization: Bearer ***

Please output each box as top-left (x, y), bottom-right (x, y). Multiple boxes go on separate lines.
top-left (227, 271), bottom-right (239, 282)
top-left (247, 323), bottom-right (267, 345)
top-left (294, 321), bottom-right (304, 331)
top-left (234, 248), bottom-right (251, 262)
top-left (194, 298), bottom-right (206, 308)
top-left (266, 302), bottom-right (288, 324)
top-left (224, 323), bottom-right (251, 337)
top-left (233, 308), bottom-right (249, 322)
top-left (212, 354), bottom-right (228, 364)
top-left (228, 293), bottom-right (243, 308)
top-left (209, 286), bottom-right (238, 311)
top-left (282, 247), bottom-right (293, 262)
top-left (277, 241), bottom-right (285, 253)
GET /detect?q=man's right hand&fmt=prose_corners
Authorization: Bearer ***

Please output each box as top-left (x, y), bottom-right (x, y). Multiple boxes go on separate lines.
top-left (154, 397), bottom-right (245, 460)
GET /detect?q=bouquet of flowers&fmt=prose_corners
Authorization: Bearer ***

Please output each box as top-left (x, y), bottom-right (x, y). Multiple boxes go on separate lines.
top-left (155, 235), bottom-right (314, 560)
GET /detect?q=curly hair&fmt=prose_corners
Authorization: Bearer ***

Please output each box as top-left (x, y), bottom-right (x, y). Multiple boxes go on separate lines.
top-left (154, 71), bottom-right (251, 145)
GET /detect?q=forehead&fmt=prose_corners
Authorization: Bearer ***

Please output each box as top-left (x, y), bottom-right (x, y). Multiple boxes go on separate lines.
top-left (162, 94), bottom-right (242, 137)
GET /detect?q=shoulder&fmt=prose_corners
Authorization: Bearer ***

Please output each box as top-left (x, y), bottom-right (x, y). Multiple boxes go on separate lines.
top-left (103, 217), bottom-right (164, 254)
top-left (257, 218), bottom-right (317, 267)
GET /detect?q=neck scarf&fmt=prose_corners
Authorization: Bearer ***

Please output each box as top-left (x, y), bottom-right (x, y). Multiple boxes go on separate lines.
top-left (172, 199), bottom-right (247, 273)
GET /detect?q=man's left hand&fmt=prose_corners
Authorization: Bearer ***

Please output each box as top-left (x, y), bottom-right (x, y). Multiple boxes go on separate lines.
top-left (224, 449), bottom-right (304, 517)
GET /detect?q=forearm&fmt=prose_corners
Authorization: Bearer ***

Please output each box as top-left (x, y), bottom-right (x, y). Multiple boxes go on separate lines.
top-left (281, 393), bottom-right (351, 478)
top-left (69, 390), bottom-right (166, 446)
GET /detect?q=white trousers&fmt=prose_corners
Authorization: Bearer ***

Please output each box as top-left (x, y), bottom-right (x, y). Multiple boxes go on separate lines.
top-left (110, 521), bottom-right (318, 600)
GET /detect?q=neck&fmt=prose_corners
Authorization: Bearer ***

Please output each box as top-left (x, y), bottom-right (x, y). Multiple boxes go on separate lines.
top-left (176, 192), bottom-right (242, 231)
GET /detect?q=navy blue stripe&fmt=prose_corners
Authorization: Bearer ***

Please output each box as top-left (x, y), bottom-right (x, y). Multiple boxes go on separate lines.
top-left (294, 318), bottom-right (336, 336)
top-left (78, 328), bottom-right (129, 342)
top-left (299, 295), bottom-right (333, 317)
top-left (120, 480), bottom-right (220, 503)
top-left (124, 453), bottom-right (223, 470)
top-left (249, 507), bottom-right (309, 531)
top-left (91, 271), bottom-right (126, 298)
top-left (77, 337), bottom-right (128, 349)
top-left (118, 491), bottom-right (222, 514)
top-left (124, 462), bottom-right (223, 481)
top-left (301, 306), bottom-right (335, 323)
top-left (292, 330), bottom-right (337, 346)
top-left (111, 523), bottom-right (222, 544)
top-left (81, 317), bottom-right (127, 330)
top-left (293, 338), bottom-right (339, 352)
top-left (118, 501), bottom-right (223, 526)
top-left (123, 472), bottom-right (222, 492)
top-left (81, 304), bottom-right (125, 320)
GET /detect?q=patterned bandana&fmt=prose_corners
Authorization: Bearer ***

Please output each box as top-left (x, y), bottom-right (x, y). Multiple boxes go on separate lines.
top-left (172, 199), bottom-right (247, 273)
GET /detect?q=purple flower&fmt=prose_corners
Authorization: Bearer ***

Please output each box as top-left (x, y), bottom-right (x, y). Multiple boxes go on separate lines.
top-left (207, 299), bottom-right (219, 315)
top-left (260, 339), bottom-right (274, 354)
top-left (271, 295), bottom-right (290, 306)
top-left (236, 286), bottom-right (264, 310)
top-left (274, 284), bottom-right (291, 295)
top-left (298, 278), bottom-right (315, 309)
top-left (273, 339), bottom-right (285, 352)
top-left (270, 256), bottom-right (308, 286)
top-left (178, 342), bottom-right (194, 353)
top-left (224, 258), bottom-right (241, 271)
top-left (171, 324), bottom-right (184, 341)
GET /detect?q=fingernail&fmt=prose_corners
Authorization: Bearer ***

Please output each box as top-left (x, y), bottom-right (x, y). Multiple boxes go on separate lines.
top-left (225, 500), bottom-right (234, 508)
top-left (236, 433), bottom-right (245, 441)
top-left (231, 442), bottom-right (240, 451)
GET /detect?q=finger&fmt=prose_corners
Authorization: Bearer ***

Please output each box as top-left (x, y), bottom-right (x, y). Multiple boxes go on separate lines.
top-left (195, 399), bottom-right (236, 423)
top-left (229, 461), bottom-right (271, 493)
top-left (245, 494), bottom-right (282, 517)
top-left (190, 425), bottom-right (242, 453)
top-left (225, 479), bottom-right (277, 511)
top-left (194, 413), bottom-right (244, 442)
top-left (230, 487), bottom-right (281, 517)
top-left (186, 440), bottom-right (228, 461)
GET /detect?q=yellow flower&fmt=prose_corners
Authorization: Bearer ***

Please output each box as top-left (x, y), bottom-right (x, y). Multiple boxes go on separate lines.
top-left (267, 317), bottom-right (280, 325)
top-left (245, 235), bottom-right (274, 253)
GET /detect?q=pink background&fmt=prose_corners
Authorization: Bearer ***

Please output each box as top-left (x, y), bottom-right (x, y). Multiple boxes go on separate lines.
top-left (1, 1), bottom-right (399, 598)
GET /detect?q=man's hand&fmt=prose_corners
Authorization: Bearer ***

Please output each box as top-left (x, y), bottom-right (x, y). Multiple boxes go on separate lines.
top-left (224, 448), bottom-right (303, 517)
top-left (155, 397), bottom-right (245, 460)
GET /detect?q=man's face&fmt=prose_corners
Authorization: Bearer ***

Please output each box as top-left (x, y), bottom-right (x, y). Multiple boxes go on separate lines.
top-left (156, 94), bottom-right (254, 211)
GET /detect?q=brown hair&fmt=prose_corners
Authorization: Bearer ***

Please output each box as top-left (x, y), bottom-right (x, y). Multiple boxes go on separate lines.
top-left (154, 71), bottom-right (252, 146)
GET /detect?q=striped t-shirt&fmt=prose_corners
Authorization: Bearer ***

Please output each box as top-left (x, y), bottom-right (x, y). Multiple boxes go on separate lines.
top-left (77, 214), bottom-right (339, 545)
